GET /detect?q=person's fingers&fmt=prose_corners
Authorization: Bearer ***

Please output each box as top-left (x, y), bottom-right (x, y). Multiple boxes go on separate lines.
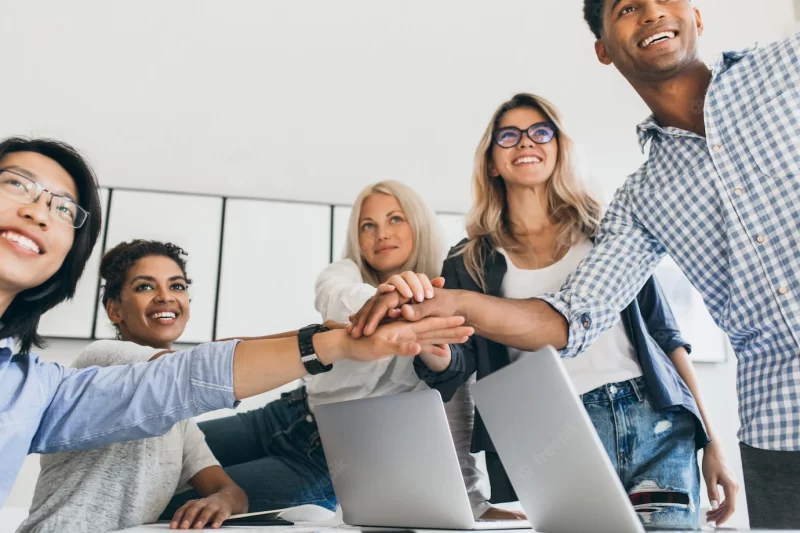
top-left (171, 504), bottom-right (190, 529)
top-left (178, 501), bottom-right (204, 529)
top-left (352, 297), bottom-right (377, 338)
top-left (715, 475), bottom-right (738, 525)
top-left (419, 336), bottom-right (470, 346)
top-left (400, 301), bottom-right (436, 321)
top-left (210, 506), bottom-right (232, 529)
top-left (377, 338), bottom-right (421, 357)
top-left (377, 283), bottom-right (397, 294)
top-left (193, 504), bottom-right (220, 529)
top-left (416, 326), bottom-right (474, 341)
top-left (389, 275), bottom-right (414, 299)
top-left (363, 298), bottom-right (399, 336)
top-left (706, 505), bottom-right (727, 525)
top-left (401, 271), bottom-right (425, 302)
top-left (431, 276), bottom-right (445, 289)
top-left (407, 316), bottom-right (466, 333)
top-left (706, 473), bottom-right (719, 515)
top-left (387, 308), bottom-right (403, 319)
top-left (415, 273), bottom-right (434, 300)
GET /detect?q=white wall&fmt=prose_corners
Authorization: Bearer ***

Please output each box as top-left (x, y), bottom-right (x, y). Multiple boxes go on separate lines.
top-left (2, 0), bottom-right (796, 529)
top-left (0, 1), bottom-right (793, 213)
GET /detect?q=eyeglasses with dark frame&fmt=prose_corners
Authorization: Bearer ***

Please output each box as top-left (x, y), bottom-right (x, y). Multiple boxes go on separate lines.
top-left (0, 168), bottom-right (89, 228)
top-left (492, 121), bottom-right (557, 148)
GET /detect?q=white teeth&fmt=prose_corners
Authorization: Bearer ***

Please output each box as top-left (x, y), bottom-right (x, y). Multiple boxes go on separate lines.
top-left (641, 31), bottom-right (675, 48)
top-left (1, 231), bottom-right (41, 254)
top-left (151, 312), bottom-right (176, 320)
top-left (513, 156), bottom-right (542, 165)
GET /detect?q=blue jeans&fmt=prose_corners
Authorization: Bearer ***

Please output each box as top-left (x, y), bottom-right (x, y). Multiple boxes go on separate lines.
top-left (581, 377), bottom-right (700, 530)
top-left (161, 386), bottom-right (335, 518)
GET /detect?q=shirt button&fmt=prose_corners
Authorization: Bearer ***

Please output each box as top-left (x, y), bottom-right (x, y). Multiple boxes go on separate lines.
top-left (713, 145), bottom-right (723, 153)
top-left (756, 235), bottom-right (766, 244)
top-left (306, 414), bottom-right (314, 423)
top-left (779, 286), bottom-right (789, 295)
top-left (609, 385), bottom-right (618, 394)
top-left (733, 187), bottom-right (744, 196)
top-left (582, 320), bottom-right (591, 329)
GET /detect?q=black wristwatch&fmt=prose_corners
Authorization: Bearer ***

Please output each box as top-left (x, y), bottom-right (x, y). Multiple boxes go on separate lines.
top-left (298, 324), bottom-right (334, 375)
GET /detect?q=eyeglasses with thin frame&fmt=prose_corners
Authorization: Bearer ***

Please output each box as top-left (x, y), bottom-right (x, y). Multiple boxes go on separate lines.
top-left (493, 121), bottom-right (557, 148)
top-left (0, 168), bottom-right (89, 228)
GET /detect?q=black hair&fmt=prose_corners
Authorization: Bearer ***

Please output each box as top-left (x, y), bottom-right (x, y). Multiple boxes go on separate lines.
top-left (0, 137), bottom-right (103, 354)
top-left (100, 239), bottom-right (191, 308)
top-left (583, 0), bottom-right (606, 39)
top-left (583, 0), bottom-right (693, 39)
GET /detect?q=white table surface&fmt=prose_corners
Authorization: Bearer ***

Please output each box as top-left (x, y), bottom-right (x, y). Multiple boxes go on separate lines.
top-left (117, 521), bottom-right (800, 533)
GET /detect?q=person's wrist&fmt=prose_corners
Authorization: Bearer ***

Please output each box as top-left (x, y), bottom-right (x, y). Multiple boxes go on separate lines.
top-left (313, 329), bottom-right (347, 365)
top-left (452, 289), bottom-right (469, 322)
top-left (419, 350), bottom-right (450, 373)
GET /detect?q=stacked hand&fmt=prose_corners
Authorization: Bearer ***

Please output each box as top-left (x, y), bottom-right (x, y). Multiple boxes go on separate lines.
top-left (344, 315), bottom-right (472, 362)
top-left (343, 271), bottom-right (464, 371)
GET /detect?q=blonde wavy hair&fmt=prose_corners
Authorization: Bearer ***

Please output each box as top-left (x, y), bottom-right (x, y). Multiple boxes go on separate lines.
top-left (344, 180), bottom-right (446, 287)
top-left (458, 93), bottom-right (602, 291)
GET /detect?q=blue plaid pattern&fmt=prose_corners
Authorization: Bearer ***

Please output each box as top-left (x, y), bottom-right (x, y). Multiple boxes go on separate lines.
top-left (540, 32), bottom-right (800, 451)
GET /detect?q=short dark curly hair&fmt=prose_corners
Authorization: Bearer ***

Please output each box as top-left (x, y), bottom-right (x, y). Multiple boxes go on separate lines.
top-left (100, 240), bottom-right (191, 308)
top-left (583, 0), bottom-right (606, 39)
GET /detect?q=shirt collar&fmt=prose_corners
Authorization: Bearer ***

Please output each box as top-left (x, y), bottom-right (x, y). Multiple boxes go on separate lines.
top-left (0, 336), bottom-right (13, 354)
top-left (635, 41), bottom-right (758, 152)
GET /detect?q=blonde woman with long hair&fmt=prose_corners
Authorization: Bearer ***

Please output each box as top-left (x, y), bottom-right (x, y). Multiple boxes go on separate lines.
top-left (350, 94), bottom-right (737, 529)
top-left (164, 180), bottom-right (509, 520)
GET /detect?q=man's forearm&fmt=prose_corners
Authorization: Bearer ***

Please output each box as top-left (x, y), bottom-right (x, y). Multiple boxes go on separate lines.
top-left (456, 290), bottom-right (568, 351)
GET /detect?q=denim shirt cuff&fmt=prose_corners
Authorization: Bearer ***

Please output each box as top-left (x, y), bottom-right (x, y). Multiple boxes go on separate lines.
top-left (413, 348), bottom-right (460, 383)
top-left (189, 339), bottom-right (241, 410)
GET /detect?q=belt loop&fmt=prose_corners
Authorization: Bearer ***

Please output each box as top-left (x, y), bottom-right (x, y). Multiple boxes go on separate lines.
top-left (630, 378), bottom-right (644, 403)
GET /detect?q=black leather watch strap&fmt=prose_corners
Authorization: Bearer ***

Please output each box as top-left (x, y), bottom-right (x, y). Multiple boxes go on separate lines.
top-left (298, 324), bottom-right (333, 375)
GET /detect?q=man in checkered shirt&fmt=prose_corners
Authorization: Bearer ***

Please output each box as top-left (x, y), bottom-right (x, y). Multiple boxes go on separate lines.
top-left (349, 0), bottom-right (800, 529)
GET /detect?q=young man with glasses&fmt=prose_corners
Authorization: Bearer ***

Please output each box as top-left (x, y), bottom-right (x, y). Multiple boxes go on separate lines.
top-left (349, 0), bottom-right (799, 528)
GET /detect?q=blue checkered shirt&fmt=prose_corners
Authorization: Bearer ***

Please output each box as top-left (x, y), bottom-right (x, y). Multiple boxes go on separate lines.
top-left (541, 32), bottom-right (800, 451)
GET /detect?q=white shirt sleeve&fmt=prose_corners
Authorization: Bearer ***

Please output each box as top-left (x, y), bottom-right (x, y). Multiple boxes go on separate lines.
top-left (177, 420), bottom-right (222, 491)
top-left (71, 339), bottom-right (164, 369)
top-left (443, 375), bottom-right (492, 519)
top-left (315, 258), bottom-right (377, 322)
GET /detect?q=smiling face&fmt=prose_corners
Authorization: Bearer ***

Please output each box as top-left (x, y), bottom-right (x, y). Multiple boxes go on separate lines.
top-left (595, 0), bottom-right (704, 83)
top-left (489, 106), bottom-right (559, 190)
top-left (106, 255), bottom-right (190, 349)
top-left (357, 193), bottom-right (414, 280)
top-left (0, 151), bottom-right (77, 299)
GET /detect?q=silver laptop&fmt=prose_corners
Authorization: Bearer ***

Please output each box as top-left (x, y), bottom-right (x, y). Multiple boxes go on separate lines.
top-left (469, 346), bottom-right (645, 533)
top-left (314, 389), bottom-right (532, 530)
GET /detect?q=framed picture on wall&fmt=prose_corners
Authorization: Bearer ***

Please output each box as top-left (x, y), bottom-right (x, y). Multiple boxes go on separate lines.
top-left (653, 256), bottom-right (731, 363)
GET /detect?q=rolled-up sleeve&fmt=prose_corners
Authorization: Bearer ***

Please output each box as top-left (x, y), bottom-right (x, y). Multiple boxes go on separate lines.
top-left (538, 183), bottom-right (666, 358)
top-left (315, 259), bottom-right (377, 322)
top-left (31, 340), bottom-right (239, 454)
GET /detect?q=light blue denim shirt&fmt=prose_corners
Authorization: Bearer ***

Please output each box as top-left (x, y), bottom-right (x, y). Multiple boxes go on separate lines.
top-left (0, 336), bottom-right (239, 506)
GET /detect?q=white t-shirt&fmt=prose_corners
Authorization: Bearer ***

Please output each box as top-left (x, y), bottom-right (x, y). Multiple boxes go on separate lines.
top-left (498, 236), bottom-right (642, 395)
top-left (18, 340), bottom-right (219, 533)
